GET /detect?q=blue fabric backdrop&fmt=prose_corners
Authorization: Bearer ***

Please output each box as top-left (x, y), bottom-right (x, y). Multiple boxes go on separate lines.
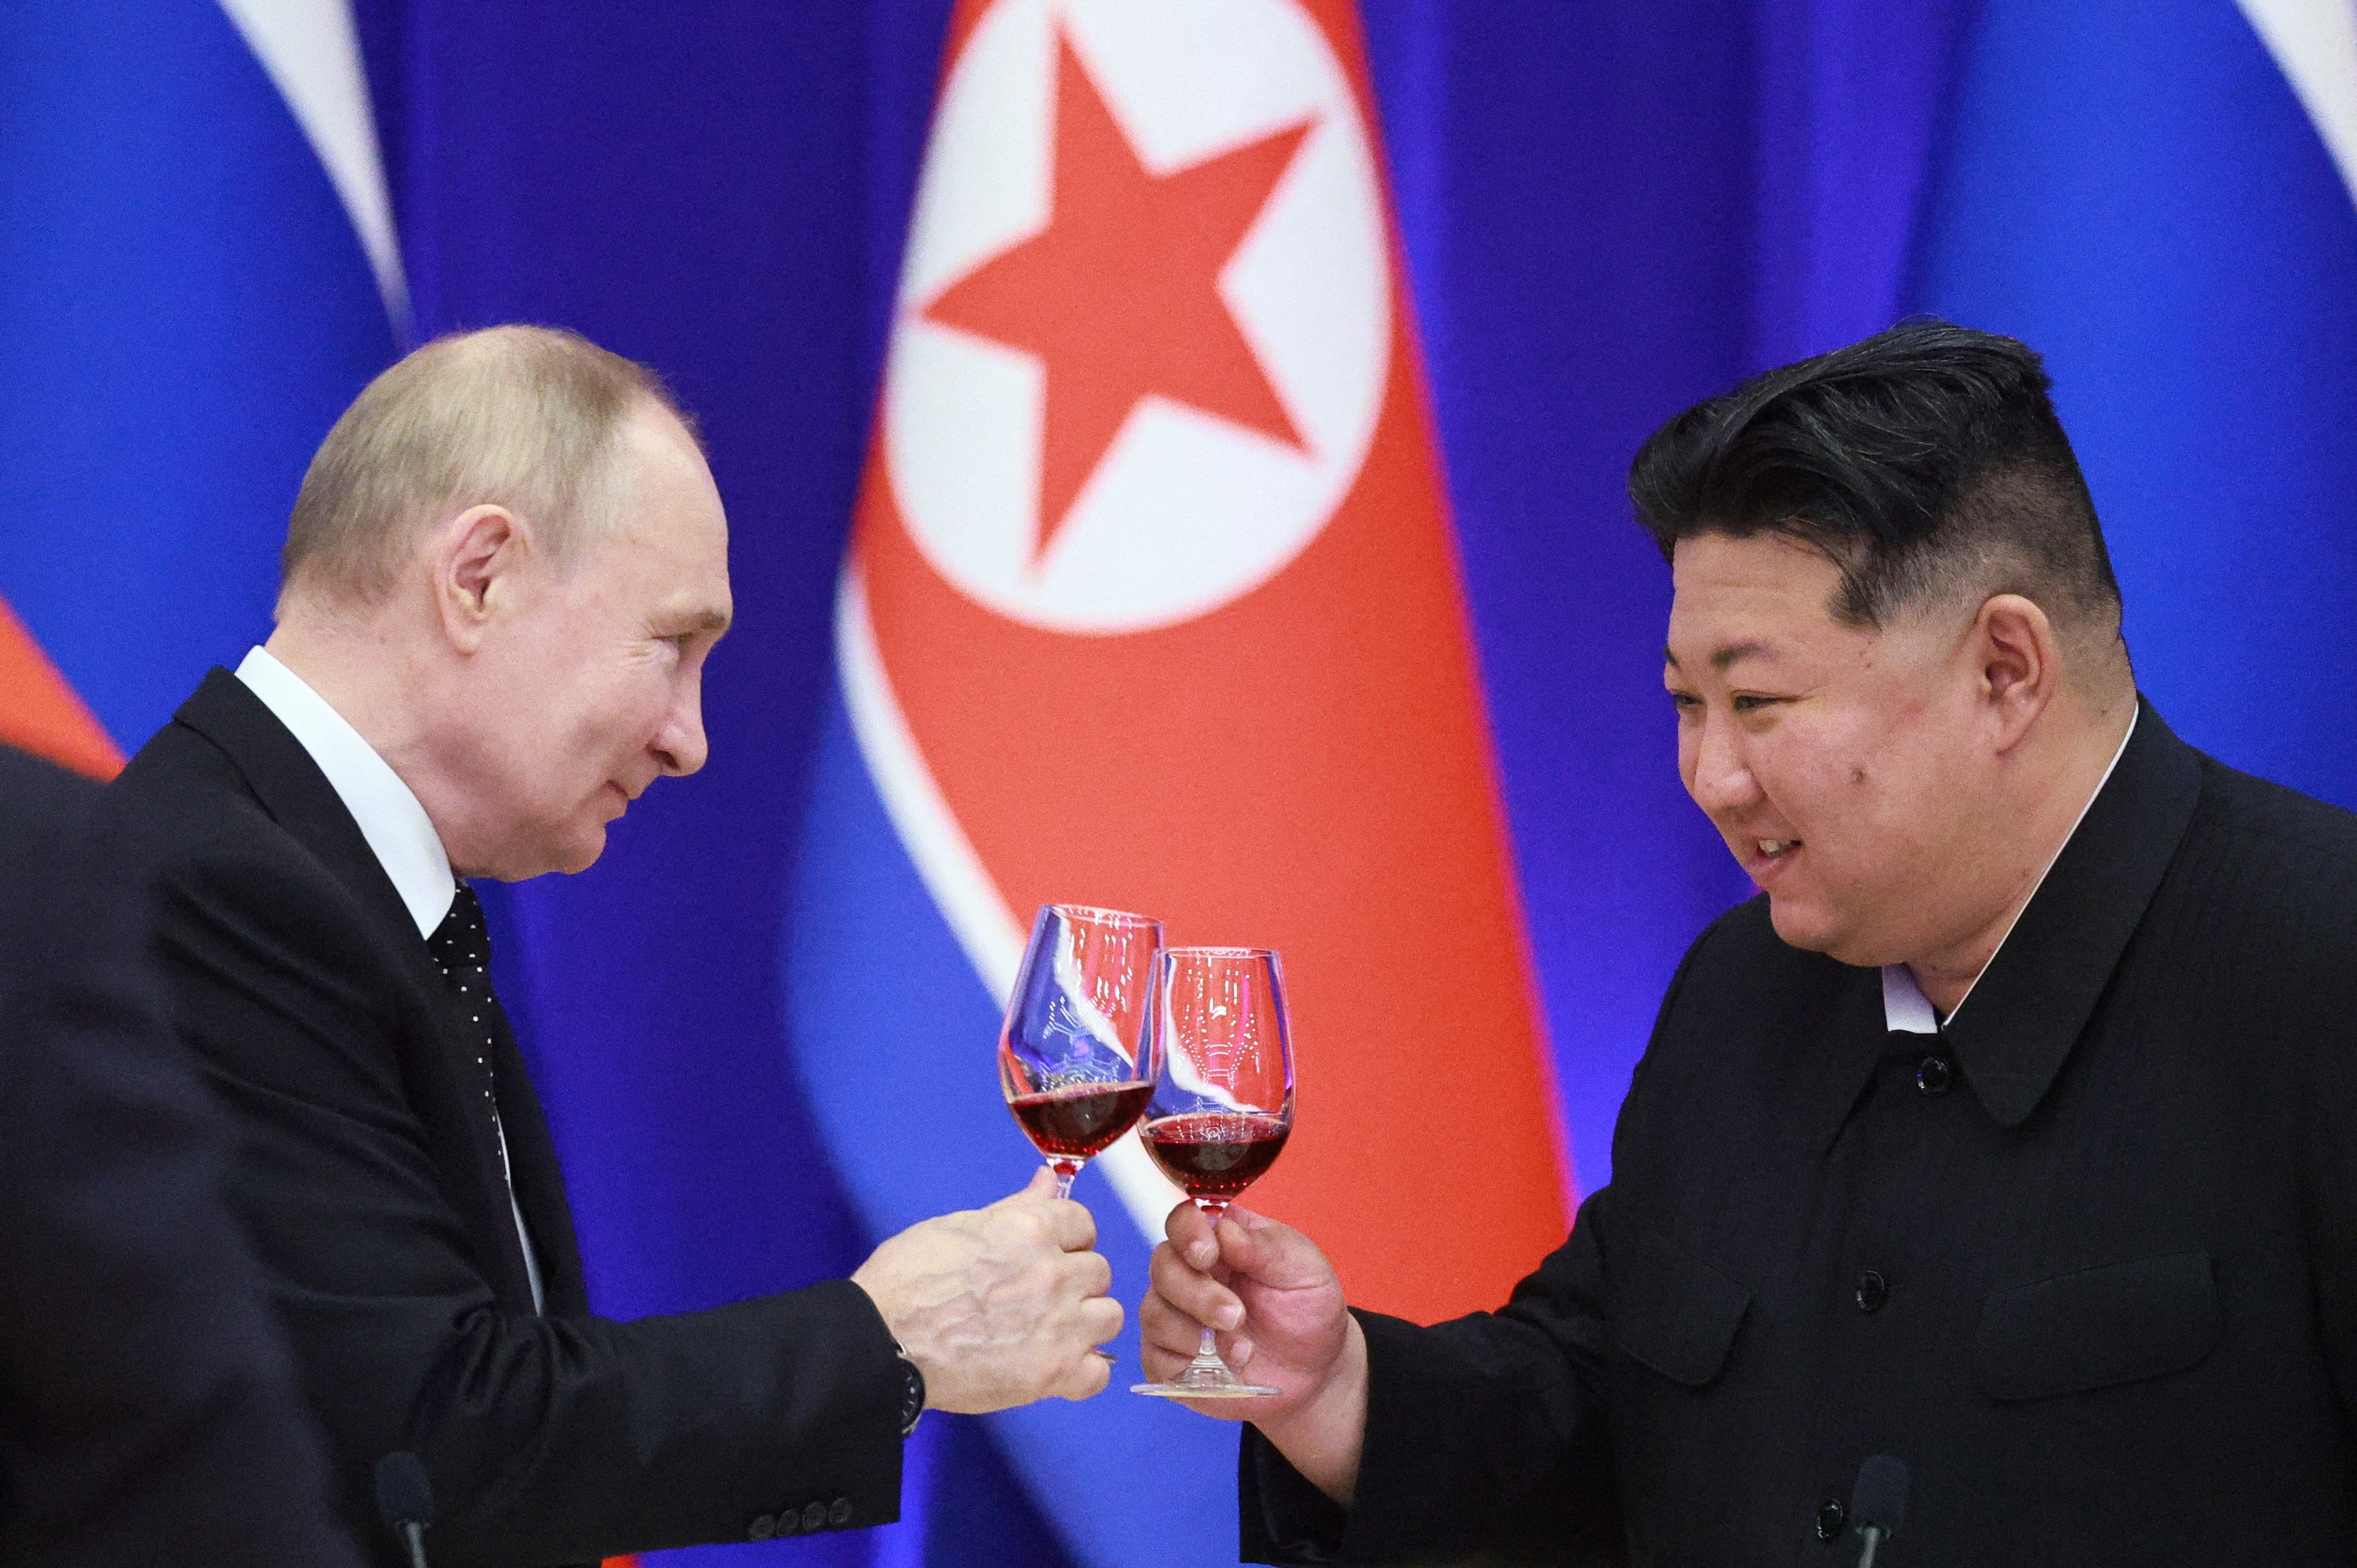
top-left (4, 2), bottom-right (2351, 1563)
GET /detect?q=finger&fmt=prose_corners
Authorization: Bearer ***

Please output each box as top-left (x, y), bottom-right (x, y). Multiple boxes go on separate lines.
top-left (1058, 1349), bottom-right (1112, 1401)
top-left (1033, 1196), bottom-right (1098, 1253)
top-left (1164, 1199), bottom-right (1216, 1267)
top-left (1061, 1248), bottom-right (1114, 1299)
top-left (1016, 1165), bottom-right (1059, 1200)
top-left (1077, 1294), bottom-right (1125, 1346)
top-left (1139, 1293), bottom-right (1207, 1358)
top-left (1213, 1211), bottom-right (1319, 1287)
top-left (1148, 1250), bottom-right (1245, 1334)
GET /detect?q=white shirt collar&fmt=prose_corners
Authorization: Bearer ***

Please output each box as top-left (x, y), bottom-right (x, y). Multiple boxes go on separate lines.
top-left (235, 646), bottom-right (457, 940)
top-left (1883, 706), bottom-right (2139, 1034)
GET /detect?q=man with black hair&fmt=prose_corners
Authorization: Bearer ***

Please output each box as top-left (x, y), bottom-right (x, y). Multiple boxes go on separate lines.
top-left (1143, 322), bottom-right (2357, 1564)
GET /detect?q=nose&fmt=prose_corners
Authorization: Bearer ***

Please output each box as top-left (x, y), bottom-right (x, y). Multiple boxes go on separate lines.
top-left (654, 672), bottom-right (710, 777)
top-left (1684, 708), bottom-right (1760, 819)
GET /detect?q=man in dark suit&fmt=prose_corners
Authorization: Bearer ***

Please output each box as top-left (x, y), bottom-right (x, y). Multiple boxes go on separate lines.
top-left (1142, 323), bottom-right (2357, 1564)
top-left (109, 325), bottom-right (1121, 1566)
top-left (0, 743), bottom-right (363, 1565)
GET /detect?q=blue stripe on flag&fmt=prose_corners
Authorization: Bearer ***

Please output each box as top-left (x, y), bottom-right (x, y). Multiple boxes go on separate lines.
top-left (1913, 0), bottom-right (2357, 807)
top-left (0, 0), bottom-right (394, 750)
top-left (785, 682), bottom-right (1245, 1568)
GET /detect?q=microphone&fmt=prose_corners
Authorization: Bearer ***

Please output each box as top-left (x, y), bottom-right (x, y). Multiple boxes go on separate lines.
top-left (374, 1451), bottom-right (434, 1568)
top-left (1849, 1455), bottom-right (1908, 1568)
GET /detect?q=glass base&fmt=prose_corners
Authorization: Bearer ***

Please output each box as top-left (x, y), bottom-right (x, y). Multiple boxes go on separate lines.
top-left (1130, 1350), bottom-right (1279, 1398)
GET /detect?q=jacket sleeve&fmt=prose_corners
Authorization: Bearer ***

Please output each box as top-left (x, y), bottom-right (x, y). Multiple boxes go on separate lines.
top-left (146, 838), bottom-right (905, 1567)
top-left (1236, 909), bottom-right (1732, 1567)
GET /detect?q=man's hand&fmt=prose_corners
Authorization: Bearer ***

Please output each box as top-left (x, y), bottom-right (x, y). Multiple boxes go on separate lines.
top-left (851, 1167), bottom-right (1121, 1412)
top-left (1140, 1202), bottom-right (1368, 1505)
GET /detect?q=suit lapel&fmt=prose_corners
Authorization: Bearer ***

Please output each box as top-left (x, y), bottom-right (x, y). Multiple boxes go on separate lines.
top-left (171, 669), bottom-right (549, 1313)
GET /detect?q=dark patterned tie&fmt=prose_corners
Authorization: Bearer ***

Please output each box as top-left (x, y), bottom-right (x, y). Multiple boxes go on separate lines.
top-left (426, 885), bottom-right (517, 1197)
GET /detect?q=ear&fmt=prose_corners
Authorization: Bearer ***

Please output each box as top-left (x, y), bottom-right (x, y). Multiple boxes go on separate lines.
top-left (1972, 593), bottom-right (2061, 749)
top-left (427, 504), bottom-right (532, 653)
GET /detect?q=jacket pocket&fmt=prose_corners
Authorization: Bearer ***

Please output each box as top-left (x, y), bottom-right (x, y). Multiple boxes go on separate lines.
top-left (1617, 1234), bottom-right (1753, 1388)
top-left (1973, 1249), bottom-right (2221, 1402)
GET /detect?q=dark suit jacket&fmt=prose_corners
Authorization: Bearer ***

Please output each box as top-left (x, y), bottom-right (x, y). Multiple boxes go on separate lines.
top-left (0, 743), bottom-right (362, 1565)
top-left (1244, 702), bottom-right (2357, 1565)
top-left (109, 671), bottom-right (905, 1568)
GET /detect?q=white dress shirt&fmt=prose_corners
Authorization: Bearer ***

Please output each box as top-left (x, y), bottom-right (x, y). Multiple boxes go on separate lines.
top-left (1884, 707), bottom-right (2140, 1033)
top-left (234, 646), bottom-right (545, 1311)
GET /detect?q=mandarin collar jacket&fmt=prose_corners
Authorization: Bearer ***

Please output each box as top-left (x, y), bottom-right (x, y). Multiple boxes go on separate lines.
top-left (1245, 701), bottom-right (2357, 1566)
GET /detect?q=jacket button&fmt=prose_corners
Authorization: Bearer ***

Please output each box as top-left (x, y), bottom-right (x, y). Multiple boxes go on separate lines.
top-left (800, 1501), bottom-right (828, 1533)
top-left (1816, 1498), bottom-right (1847, 1540)
top-left (1855, 1270), bottom-right (1888, 1313)
top-left (1915, 1054), bottom-right (1954, 1095)
top-left (828, 1497), bottom-right (854, 1527)
top-left (747, 1514), bottom-right (776, 1542)
top-left (775, 1507), bottom-right (800, 1537)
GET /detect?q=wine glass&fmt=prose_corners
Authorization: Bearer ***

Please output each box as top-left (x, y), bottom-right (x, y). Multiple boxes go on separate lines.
top-left (999, 904), bottom-right (1164, 1200)
top-left (1130, 946), bottom-right (1294, 1399)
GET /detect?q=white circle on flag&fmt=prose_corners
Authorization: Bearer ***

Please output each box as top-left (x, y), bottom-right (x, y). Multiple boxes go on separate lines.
top-left (882, 0), bottom-right (1392, 634)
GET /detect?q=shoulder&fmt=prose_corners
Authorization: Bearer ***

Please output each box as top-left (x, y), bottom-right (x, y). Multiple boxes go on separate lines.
top-left (1664, 894), bottom-right (1850, 1019)
top-left (106, 722), bottom-right (403, 1019)
top-left (2170, 757), bottom-right (2357, 940)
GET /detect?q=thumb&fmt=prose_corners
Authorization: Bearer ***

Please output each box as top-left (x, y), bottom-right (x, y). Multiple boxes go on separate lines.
top-left (1216, 1210), bottom-right (1315, 1286)
top-left (1011, 1165), bottom-right (1060, 1203)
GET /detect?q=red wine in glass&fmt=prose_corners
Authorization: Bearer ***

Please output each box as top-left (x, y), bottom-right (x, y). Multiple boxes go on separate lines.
top-left (1009, 1081), bottom-right (1157, 1165)
top-left (999, 904), bottom-right (1163, 1198)
top-left (1131, 947), bottom-right (1294, 1400)
top-left (1140, 1113), bottom-right (1290, 1201)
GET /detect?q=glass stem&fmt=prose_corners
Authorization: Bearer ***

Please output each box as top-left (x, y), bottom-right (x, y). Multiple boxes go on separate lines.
top-left (1052, 1161), bottom-right (1078, 1201)
top-left (1196, 1326), bottom-right (1221, 1364)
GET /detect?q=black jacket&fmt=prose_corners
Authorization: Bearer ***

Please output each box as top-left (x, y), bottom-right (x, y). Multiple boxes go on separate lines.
top-left (109, 670), bottom-right (905, 1567)
top-left (0, 743), bottom-right (362, 1565)
top-left (1245, 702), bottom-right (2357, 1565)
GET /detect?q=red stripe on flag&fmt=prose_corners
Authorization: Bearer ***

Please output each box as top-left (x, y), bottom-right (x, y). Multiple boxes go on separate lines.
top-left (856, 0), bottom-right (1570, 1323)
top-left (0, 596), bottom-right (122, 780)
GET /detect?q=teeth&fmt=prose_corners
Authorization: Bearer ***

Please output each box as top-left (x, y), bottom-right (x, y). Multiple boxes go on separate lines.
top-left (1758, 839), bottom-right (1792, 856)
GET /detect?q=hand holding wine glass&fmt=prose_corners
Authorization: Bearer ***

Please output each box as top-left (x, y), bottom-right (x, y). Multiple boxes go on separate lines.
top-left (1131, 946), bottom-right (1296, 1398)
top-left (1139, 1202), bottom-right (1368, 1501)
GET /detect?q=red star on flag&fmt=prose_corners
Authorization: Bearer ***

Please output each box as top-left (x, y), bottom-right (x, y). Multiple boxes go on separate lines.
top-left (921, 30), bottom-right (1316, 566)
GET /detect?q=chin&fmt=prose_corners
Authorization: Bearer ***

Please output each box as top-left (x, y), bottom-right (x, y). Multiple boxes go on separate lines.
top-left (1765, 894), bottom-right (1850, 958)
top-left (561, 834), bottom-right (608, 875)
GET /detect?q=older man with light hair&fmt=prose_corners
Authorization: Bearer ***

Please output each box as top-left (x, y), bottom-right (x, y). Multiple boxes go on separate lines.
top-left (110, 325), bottom-right (1120, 1566)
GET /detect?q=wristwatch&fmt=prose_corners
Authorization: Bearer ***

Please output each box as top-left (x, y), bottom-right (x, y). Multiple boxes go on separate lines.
top-left (893, 1341), bottom-right (926, 1438)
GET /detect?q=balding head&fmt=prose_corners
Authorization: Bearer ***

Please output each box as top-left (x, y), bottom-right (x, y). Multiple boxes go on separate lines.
top-left (264, 325), bottom-right (730, 882)
top-left (281, 325), bottom-right (693, 613)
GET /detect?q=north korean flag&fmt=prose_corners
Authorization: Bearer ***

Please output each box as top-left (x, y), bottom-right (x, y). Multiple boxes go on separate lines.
top-left (786, 2), bottom-right (1571, 1562)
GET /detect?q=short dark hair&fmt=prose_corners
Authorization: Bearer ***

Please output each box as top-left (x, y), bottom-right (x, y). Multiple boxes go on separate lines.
top-left (1628, 321), bottom-right (2122, 642)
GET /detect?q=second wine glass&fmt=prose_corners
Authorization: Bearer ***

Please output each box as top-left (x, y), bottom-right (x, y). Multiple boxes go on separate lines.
top-left (1131, 945), bottom-right (1294, 1399)
top-left (999, 903), bottom-right (1164, 1199)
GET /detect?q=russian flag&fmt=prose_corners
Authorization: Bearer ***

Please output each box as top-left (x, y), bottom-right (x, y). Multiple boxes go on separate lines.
top-left (788, 1), bottom-right (1568, 1562)
top-left (0, 0), bottom-right (400, 769)
top-left (1912, 0), bottom-right (2357, 809)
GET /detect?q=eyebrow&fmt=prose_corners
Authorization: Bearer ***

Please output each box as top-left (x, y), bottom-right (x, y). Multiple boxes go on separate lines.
top-left (663, 608), bottom-right (732, 636)
top-left (1663, 640), bottom-right (1771, 673)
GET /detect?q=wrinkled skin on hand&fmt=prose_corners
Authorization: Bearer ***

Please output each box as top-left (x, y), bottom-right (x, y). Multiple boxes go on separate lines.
top-left (853, 1167), bottom-right (1123, 1413)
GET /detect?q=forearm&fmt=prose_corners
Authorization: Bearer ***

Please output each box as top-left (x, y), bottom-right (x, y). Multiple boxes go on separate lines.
top-left (1249, 1312), bottom-right (1369, 1505)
